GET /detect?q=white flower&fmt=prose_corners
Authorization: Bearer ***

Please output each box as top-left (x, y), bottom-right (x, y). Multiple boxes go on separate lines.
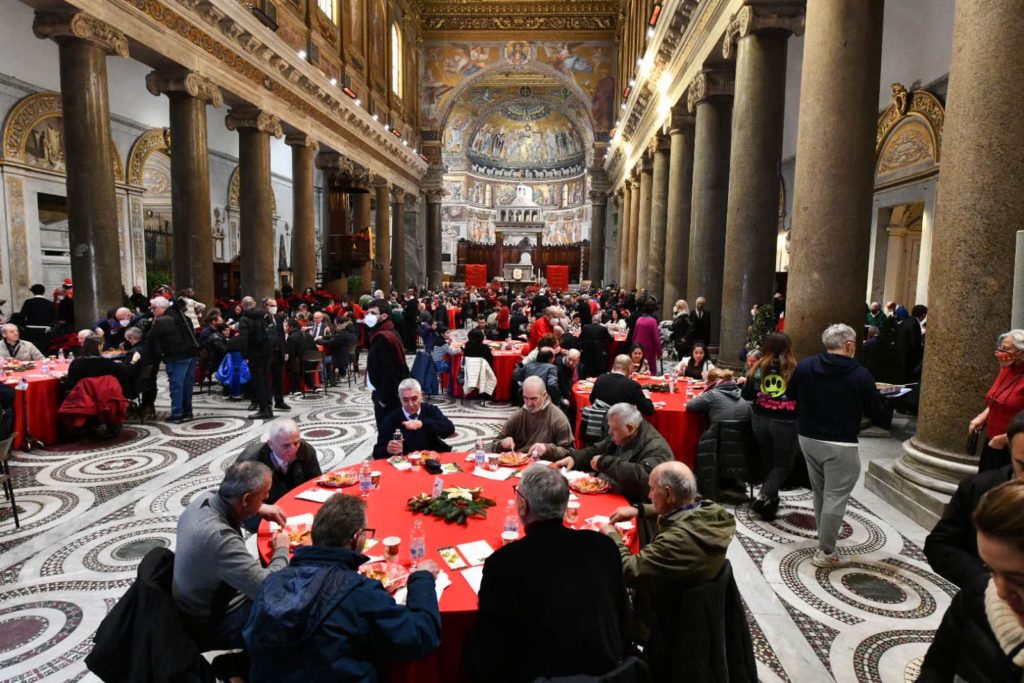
top-left (445, 487), bottom-right (475, 501)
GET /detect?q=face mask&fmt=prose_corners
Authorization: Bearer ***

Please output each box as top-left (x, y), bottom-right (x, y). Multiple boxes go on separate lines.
top-left (267, 307), bottom-right (278, 315)
top-left (364, 313), bottom-right (378, 328)
top-left (120, 319), bottom-right (130, 327)
top-left (996, 350), bottom-right (1016, 364)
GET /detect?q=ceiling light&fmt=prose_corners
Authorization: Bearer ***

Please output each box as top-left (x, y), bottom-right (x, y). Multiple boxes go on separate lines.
top-left (298, 50), bottom-right (307, 59)
top-left (354, 98), bottom-right (361, 106)
top-left (628, 79), bottom-right (636, 87)
top-left (402, 140), bottom-right (408, 146)
top-left (329, 77), bottom-right (337, 86)
top-left (647, 27), bottom-right (655, 39)
top-left (636, 57), bottom-right (643, 66)
top-left (343, 86), bottom-right (357, 99)
top-left (372, 113), bottom-right (379, 121)
top-left (620, 102), bottom-right (627, 110)
top-left (384, 124), bottom-right (390, 131)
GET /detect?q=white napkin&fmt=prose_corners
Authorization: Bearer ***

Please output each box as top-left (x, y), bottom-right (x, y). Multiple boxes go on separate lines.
top-left (295, 488), bottom-right (338, 503)
top-left (471, 466), bottom-right (516, 481)
top-left (456, 540), bottom-right (495, 566)
top-left (393, 570), bottom-right (452, 606)
top-left (461, 565), bottom-right (485, 594)
top-left (561, 470), bottom-right (589, 482)
top-left (268, 512), bottom-right (314, 532)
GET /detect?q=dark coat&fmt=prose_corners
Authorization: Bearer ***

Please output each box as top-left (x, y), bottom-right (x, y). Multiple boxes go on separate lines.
top-left (896, 316), bottom-right (924, 382)
top-left (19, 295), bottom-right (54, 327)
top-left (570, 420), bottom-right (672, 503)
top-left (789, 353), bottom-right (892, 443)
top-left (366, 321), bottom-right (409, 408)
top-left (236, 440), bottom-right (322, 505)
top-left (689, 309), bottom-right (711, 345)
top-left (463, 339), bottom-right (494, 365)
top-left (85, 548), bottom-right (215, 683)
top-left (148, 309), bottom-right (199, 362)
top-left (590, 372), bottom-right (655, 416)
top-left (243, 546), bottom-right (441, 683)
top-left (471, 520), bottom-right (629, 683)
top-left (371, 402), bottom-right (455, 459)
top-left (924, 464), bottom-right (1012, 589)
top-left (227, 309), bottom-right (272, 360)
top-left (686, 382), bottom-right (753, 500)
top-left (65, 356), bottom-right (133, 397)
top-left (918, 578), bottom-right (1024, 683)
top-left (580, 323), bottom-right (612, 378)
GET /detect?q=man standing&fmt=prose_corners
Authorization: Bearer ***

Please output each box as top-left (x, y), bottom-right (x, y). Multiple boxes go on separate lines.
top-left (403, 290), bottom-right (420, 352)
top-left (689, 296), bottom-right (711, 346)
top-left (865, 301), bottom-right (886, 329)
top-left (492, 376), bottom-right (575, 455)
top-left (372, 379), bottom-right (455, 459)
top-left (228, 297), bottom-right (274, 420)
top-left (97, 307), bottom-right (134, 350)
top-left (263, 297), bottom-right (290, 412)
top-left (19, 283), bottom-right (54, 351)
top-left (128, 285), bottom-right (149, 313)
top-left (789, 323), bottom-right (892, 567)
top-left (236, 418), bottom-right (321, 529)
top-left (147, 296), bottom-right (199, 424)
top-left (365, 298), bottom-right (410, 428)
top-left (472, 465), bottom-right (629, 682)
top-left (896, 304), bottom-right (927, 384)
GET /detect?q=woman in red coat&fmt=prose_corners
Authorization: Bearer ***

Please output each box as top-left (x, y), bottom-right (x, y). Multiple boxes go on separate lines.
top-left (970, 329), bottom-right (1024, 470)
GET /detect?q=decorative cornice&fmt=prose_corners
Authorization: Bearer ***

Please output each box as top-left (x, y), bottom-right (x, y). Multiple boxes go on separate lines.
top-left (651, 131), bottom-right (671, 154)
top-left (589, 189), bottom-right (608, 204)
top-left (284, 133), bottom-right (318, 148)
top-left (722, 3), bottom-right (805, 60)
top-left (225, 106), bottom-right (283, 137)
top-left (687, 70), bottom-right (734, 112)
top-left (33, 10), bottom-right (129, 58)
top-left (145, 69), bottom-right (224, 107)
top-left (420, 0), bottom-right (618, 32)
top-left (876, 84), bottom-right (945, 156)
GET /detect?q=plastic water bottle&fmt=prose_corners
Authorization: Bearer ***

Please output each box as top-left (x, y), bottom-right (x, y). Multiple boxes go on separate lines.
top-left (57, 348), bottom-right (64, 362)
top-left (409, 520), bottom-right (426, 567)
top-left (669, 369), bottom-right (678, 394)
top-left (67, 351), bottom-right (74, 362)
top-left (392, 428), bottom-right (403, 449)
top-left (359, 458), bottom-right (372, 497)
top-left (41, 358), bottom-right (50, 376)
top-left (474, 439), bottom-right (486, 469)
top-left (503, 499), bottom-right (519, 535)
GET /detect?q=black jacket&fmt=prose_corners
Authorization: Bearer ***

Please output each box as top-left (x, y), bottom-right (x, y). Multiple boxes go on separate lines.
top-left (896, 316), bottom-right (924, 382)
top-left (471, 520), bottom-right (629, 683)
top-left (789, 352), bottom-right (891, 443)
top-left (366, 320), bottom-right (409, 406)
top-left (463, 339), bottom-right (493, 365)
top-left (689, 309), bottom-right (711, 345)
top-left (580, 323), bottom-right (612, 378)
top-left (147, 309), bottom-right (199, 362)
top-left (65, 356), bottom-right (133, 396)
top-left (228, 309), bottom-right (272, 360)
top-left (19, 295), bottom-right (54, 327)
top-left (924, 464), bottom-right (1013, 589)
top-left (236, 440), bottom-right (322, 505)
top-left (591, 372), bottom-right (655, 416)
top-left (918, 578), bottom-right (1024, 683)
top-left (371, 402), bottom-right (455, 459)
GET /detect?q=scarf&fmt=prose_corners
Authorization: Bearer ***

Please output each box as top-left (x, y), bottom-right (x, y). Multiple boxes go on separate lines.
top-left (985, 578), bottom-right (1024, 667)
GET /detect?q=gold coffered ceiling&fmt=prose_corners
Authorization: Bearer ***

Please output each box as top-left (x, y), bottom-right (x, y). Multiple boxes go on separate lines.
top-left (419, 0), bottom-right (621, 36)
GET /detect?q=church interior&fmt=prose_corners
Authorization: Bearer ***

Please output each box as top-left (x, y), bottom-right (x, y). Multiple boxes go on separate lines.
top-left (1, 0), bottom-right (1023, 680)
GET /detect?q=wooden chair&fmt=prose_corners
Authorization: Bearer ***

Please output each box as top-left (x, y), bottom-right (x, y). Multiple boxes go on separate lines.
top-left (300, 350), bottom-right (328, 397)
top-left (0, 433), bottom-right (20, 528)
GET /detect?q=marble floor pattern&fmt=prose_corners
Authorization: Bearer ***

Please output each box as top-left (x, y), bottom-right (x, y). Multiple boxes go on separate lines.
top-left (0, 371), bottom-right (944, 683)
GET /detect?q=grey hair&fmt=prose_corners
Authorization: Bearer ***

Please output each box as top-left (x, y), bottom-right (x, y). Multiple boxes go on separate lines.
top-left (219, 461), bottom-right (271, 502)
top-left (566, 348), bottom-right (581, 360)
top-left (0, 323), bottom-right (17, 335)
top-left (821, 323), bottom-right (856, 350)
top-left (522, 375), bottom-right (548, 395)
top-left (150, 296), bottom-right (170, 310)
top-left (675, 299), bottom-right (689, 314)
top-left (652, 462), bottom-right (697, 502)
top-left (607, 402), bottom-right (643, 428)
top-left (519, 464), bottom-right (570, 522)
top-left (998, 330), bottom-right (1024, 352)
top-left (124, 326), bottom-right (143, 342)
top-left (267, 417), bottom-right (299, 442)
top-left (312, 494), bottom-right (366, 548)
top-left (398, 378), bottom-right (422, 394)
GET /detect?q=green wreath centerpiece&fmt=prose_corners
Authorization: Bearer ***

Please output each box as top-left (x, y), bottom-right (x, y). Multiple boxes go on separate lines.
top-left (407, 486), bottom-right (496, 525)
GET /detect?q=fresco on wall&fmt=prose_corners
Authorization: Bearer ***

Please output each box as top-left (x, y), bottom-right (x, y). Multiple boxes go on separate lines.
top-left (467, 102), bottom-right (584, 175)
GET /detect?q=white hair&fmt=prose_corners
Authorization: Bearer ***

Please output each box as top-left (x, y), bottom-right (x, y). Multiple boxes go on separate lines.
top-left (652, 462), bottom-right (697, 502)
top-left (998, 330), bottom-right (1024, 352)
top-left (150, 296), bottom-right (170, 310)
top-left (607, 402), bottom-right (643, 428)
top-left (267, 417), bottom-right (300, 442)
top-left (398, 378), bottom-right (422, 394)
top-left (821, 323), bottom-right (856, 350)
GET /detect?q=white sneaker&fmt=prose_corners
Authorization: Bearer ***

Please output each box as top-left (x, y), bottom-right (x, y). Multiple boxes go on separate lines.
top-left (810, 549), bottom-right (848, 568)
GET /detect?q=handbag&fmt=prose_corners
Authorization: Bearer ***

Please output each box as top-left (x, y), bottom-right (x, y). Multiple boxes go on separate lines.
top-left (215, 351), bottom-right (251, 386)
top-left (581, 398), bottom-right (612, 439)
top-left (966, 428), bottom-right (980, 456)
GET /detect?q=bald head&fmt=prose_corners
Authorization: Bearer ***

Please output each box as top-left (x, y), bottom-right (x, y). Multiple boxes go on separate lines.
top-left (612, 354), bottom-right (632, 373)
top-left (522, 375), bottom-right (548, 413)
top-left (241, 296), bottom-right (257, 310)
top-left (650, 461), bottom-right (697, 507)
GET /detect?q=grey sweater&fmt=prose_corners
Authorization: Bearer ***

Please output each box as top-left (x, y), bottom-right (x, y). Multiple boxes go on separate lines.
top-left (172, 490), bottom-right (289, 619)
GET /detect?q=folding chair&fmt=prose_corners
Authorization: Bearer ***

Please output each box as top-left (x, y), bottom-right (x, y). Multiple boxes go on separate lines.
top-left (0, 433), bottom-right (20, 528)
top-left (300, 350), bottom-right (328, 397)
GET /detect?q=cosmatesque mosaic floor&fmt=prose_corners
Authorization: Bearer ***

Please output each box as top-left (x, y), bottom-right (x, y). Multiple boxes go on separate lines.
top-left (0, 365), bottom-right (948, 682)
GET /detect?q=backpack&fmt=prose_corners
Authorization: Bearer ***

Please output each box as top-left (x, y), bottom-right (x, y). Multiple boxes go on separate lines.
top-left (581, 398), bottom-right (612, 439)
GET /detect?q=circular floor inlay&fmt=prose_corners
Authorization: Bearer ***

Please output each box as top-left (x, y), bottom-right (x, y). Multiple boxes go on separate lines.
top-left (305, 429), bottom-right (334, 438)
top-left (0, 615), bottom-right (47, 653)
top-left (780, 511), bottom-right (853, 539)
top-left (111, 537), bottom-right (170, 562)
top-left (191, 421), bottom-right (223, 430)
top-left (842, 572), bottom-right (908, 604)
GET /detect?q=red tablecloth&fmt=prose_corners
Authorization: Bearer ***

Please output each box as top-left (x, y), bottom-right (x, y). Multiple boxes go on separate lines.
top-left (447, 343), bottom-right (527, 401)
top-left (258, 453), bottom-right (633, 683)
top-left (572, 376), bottom-right (704, 468)
top-left (3, 362), bottom-right (66, 450)
top-left (446, 309), bottom-right (458, 330)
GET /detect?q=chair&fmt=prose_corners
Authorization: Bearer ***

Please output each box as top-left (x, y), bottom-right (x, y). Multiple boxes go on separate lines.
top-left (195, 348), bottom-right (214, 395)
top-left (129, 364), bottom-right (156, 424)
top-left (300, 350), bottom-right (327, 397)
top-left (695, 420), bottom-right (759, 502)
top-left (0, 433), bottom-right (20, 528)
top-left (716, 420), bottom-right (762, 501)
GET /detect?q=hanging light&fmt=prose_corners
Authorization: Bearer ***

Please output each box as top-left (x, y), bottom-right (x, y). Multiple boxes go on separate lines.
top-left (297, 49), bottom-right (307, 59)
top-left (343, 86), bottom-right (358, 99)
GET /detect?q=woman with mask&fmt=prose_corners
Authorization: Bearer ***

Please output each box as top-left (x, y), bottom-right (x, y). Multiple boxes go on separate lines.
top-left (970, 330), bottom-right (1024, 470)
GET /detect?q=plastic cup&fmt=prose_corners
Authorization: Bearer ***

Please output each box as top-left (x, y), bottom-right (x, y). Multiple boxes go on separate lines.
top-left (501, 530), bottom-right (518, 545)
top-left (565, 501), bottom-right (580, 525)
top-left (408, 453), bottom-right (422, 470)
top-left (371, 471), bottom-right (382, 488)
top-left (383, 536), bottom-right (401, 563)
top-left (487, 453), bottom-right (500, 471)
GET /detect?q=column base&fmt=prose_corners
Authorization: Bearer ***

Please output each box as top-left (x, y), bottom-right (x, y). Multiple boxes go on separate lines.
top-left (864, 459), bottom-right (948, 530)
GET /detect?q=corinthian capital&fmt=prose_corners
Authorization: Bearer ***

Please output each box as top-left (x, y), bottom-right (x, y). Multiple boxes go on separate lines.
top-left (687, 71), bottom-right (735, 112)
top-left (225, 106), bottom-right (283, 138)
top-left (33, 10), bottom-right (129, 58)
top-left (146, 69), bottom-right (224, 107)
top-left (391, 187), bottom-right (406, 203)
top-left (722, 4), bottom-right (806, 59)
top-left (425, 188), bottom-right (445, 204)
top-left (285, 133), bottom-right (318, 149)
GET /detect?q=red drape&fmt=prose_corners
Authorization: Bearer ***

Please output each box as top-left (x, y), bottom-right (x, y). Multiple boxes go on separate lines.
top-left (464, 264), bottom-right (487, 289)
top-left (546, 265), bottom-right (569, 292)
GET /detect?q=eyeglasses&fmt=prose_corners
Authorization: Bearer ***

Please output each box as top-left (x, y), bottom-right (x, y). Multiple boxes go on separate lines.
top-left (359, 527), bottom-right (375, 540)
top-left (512, 484), bottom-right (525, 503)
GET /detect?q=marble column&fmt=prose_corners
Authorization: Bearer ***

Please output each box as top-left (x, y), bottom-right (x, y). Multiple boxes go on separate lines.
top-left (686, 71), bottom-right (734, 344)
top-left (426, 189), bottom-right (444, 290)
top-left (635, 153), bottom-right (654, 291)
top-left (391, 187), bottom-right (406, 293)
top-left (283, 134), bottom-right (317, 292)
top-left (886, 0), bottom-right (1024, 498)
top-left (145, 69), bottom-right (222, 305)
top-left (225, 106), bottom-right (282, 299)
top-left (589, 189), bottom-right (608, 286)
top-left (405, 194), bottom-right (423, 288)
top-left (612, 189), bottom-right (624, 286)
top-left (718, 6), bottom-right (803, 366)
top-left (648, 133), bottom-right (671, 304)
top-left (663, 107), bottom-right (696, 319)
top-left (373, 177), bottom-right (391, 295)
top-left (618, 181), bottom-right (633, 285)
top-left (785, 0), bottom-right (883, 359)
top-left (627, 172), bottom-right (642, 290)
top-left (33, 11), bottom-right (127, 328)
top-left (316, 151), bottom-right (348, 295)
top-left (351, 170), bottom-right (373, 293)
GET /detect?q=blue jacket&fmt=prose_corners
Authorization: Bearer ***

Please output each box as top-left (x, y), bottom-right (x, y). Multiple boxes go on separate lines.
top-left (242, 546), bottom-right (441, 683)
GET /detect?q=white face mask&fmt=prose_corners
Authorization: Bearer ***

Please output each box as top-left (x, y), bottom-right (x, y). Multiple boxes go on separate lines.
top-left (364, 313), bottom-right (378, 328)
top-left (119, 318), bottom-right (130, 327)
top-left (267, 306), bottom-right (278, 315)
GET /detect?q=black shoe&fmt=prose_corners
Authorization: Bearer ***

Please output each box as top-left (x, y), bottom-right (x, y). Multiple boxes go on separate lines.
top-left (750, 496), bottom-right (767, 514)
top-left (275, 402), bottom-right (291, 411)
top-left (759, 497), bottom-right (780, 521)
top-left (247, 401), bottom-right (258, 411)
top-left (248, 410), bottom-right (274, 420)
top-left (170, 416), bottom-right (186, 425)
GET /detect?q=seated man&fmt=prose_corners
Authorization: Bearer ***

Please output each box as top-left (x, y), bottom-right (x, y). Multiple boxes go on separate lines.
top-left (522, 347), bottom-right (563, 405)
top-left (590, 354), bottom-right (655, 416)
top-left (924, 411), bottom-right (1023, 589)
top-left (372, 378), bottom-right (455, 459)
top-left (0, 323), bottom-right (44, 361)
top-left (472, 464), bottom-right (629, 682)
top-left (492, 376), bottom-right (575, 457)
top-left (97, 307), bottom-right (134, 350)
top-left (535, 402), bottom-right (672, 504)
top-left (243, 494), bottom-right (441, 682)
top-left (236, 418), bottom-right (322, 531)
top-left (173, 461), bottom-right (289, 651)
top-left (602, 461), bottom-right (735, 640)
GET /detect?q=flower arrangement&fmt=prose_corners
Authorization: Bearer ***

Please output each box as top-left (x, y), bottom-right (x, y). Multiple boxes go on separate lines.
top-left (407, 486), bottom-right (496, 524)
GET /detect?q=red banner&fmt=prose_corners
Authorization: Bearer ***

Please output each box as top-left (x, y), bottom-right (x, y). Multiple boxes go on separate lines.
top-left (464, 264), bottom-right (488, 289)
top-left (546, 265), bottom-right (569, 292)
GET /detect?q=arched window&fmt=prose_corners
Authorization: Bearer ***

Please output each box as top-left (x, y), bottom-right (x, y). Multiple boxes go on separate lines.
top-left (317, 0), bottom-right (337, 23)
top-left (390, 23), bottom-right (403, 97)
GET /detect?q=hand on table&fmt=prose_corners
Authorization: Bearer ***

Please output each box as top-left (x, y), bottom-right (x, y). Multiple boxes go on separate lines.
top-left (589, 455), bottom-right (602, 472)
top-left (598, 524), bottom-right (619, 537)
top-left (387, 439), bottom-right (404, 455)
top-left (259, 503), bottom-right (287, 527)
top-left (498, 437), bottom-right (515, 451)
top-left (527, 443), bottom-right (546, 459)
top-left (415, 559), bottom-right (442, 578)
top-left (402, 419), bottom-right (423, 431)
top-left (270, 530), bottom-right (290, 551)
top-left (609, 505), bottom-right (638, 524)
top-left (553, 456), bottom-right (574, 470)
top-left (989, 433), bottom-right (1009, 450)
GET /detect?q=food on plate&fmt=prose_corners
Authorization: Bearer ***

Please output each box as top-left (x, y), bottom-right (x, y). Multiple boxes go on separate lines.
top-left (319, 470), bottom-right (359, 488)
top-left (358, 561), bottom-right (409, 592)
top-left (498, 451), bottom-right (529, 466)
top-left (570, 476), bottom-right (611, 494)
top-left (288, 528), bottom-right (311, 547)
top-left (387, 455), bottom-right (409, 466)
top-left (876, 382), bottom-right (903, 395)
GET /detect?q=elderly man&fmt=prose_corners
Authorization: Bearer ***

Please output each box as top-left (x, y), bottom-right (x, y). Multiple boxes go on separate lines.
top-left (97, 307), bottom-right (134, 350)
top-left (528, 305), bottom-right (560, 350)
top-left (244, 494), bottom-right (441, 681)
top-left (147, 296), bottom-right (200, 424)
top-left (237, 418), bottom-right (321, 529)
top-left (590, 354), bottom-right (655, 415)
top-left (472, 465), bottom-right (629, 682)
top-left (603, 461), bottom-right (735, 641)
top-left (689, 296), bottom-right (711, 346)
top-left (173, 461), bottom-right (289, 651)
top-left (0, 323), bottom-right (45, 361)
top-left (492, 376), bottom-right (575, 456)
top-left (372, 378), bottom-right (455, 459)
top-left (536, 402), bottom-right (672, 503)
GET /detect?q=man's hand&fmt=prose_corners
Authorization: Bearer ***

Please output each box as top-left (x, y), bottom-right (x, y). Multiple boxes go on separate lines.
top-left (553, 456), bottom-right (574, 470)
top-left (590, 455), bottom-right (602, 472)
top-left (402, 419), bottom-right (423, 431)
top-left (527, 443), bottom-right (547, 459)
top-left (259, 504), bottom-right (287, 527)
top-left (415, 559), bottom-right (442, 578)
top-left (387, 439), bottom-right (404, 455)
top-left (498, 436), bottom-right (515, 451)
top-left (599, 524), bottom-right (619, 536)
top-left (989, 433), bottom-right (1009, 450)
top-left (562, 399), bottom-right (570, 407)
top-left (609, 505), bottom-right (638, 523)
top-left (271, 530), bottom-right (290, 551)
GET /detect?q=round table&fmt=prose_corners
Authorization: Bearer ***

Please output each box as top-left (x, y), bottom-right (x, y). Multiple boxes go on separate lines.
top-left (446, 308), bottom-right (459, 330)
top-left (446, 342), bottom-right (528, 401)
top-left (572, 376), bottom-right (705, 468)
top-left (2, 361), bottom-right (67, 450)
top-left (258, 453), bottom-right (633, 683)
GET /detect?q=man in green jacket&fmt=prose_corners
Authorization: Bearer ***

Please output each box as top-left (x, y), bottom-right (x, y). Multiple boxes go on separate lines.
top-left (603, 460), bottom-right (736, 640)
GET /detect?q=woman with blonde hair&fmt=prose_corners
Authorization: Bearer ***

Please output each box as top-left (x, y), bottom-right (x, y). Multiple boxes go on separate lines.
top-left (670, 299), bottom-right (692, 359)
